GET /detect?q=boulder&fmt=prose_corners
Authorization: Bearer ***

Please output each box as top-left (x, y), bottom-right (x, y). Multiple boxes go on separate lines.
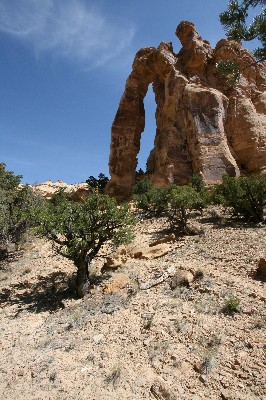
top-left (103, 273), bottom-right (131, 295)
top-left (170, 270), bottom-right (194, 289)
top-left (128, 243), bottom-right (171, 260)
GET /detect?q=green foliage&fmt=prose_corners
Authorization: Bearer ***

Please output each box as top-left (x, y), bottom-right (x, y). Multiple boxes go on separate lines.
top-left (216, 60), bottom-right (241, 86)
top-left (132, 179), bottom-right (153, 195)
top-left (133, 179), bottom-right (208, 231)
top-left (1, 186), bottom-right (42, 246)
top-left (223, 296), bottom-right (241, 315)
top-left (0, 164), bottom-right (43, 253)
top-left (0, 162), bottom-right (22, 190)
top-left (220, 0), bottom-right (266, 61)
top-left (191, 174), bottom-right (205, 193)
top-left (191, 174), bottom-right (209, 211)
top-left (167, 185), bottom-right (204, 234)
top-left (40, 191), bottom-right (135, 261)
top-left (86, 173), bottom-right (109, 191)
top-left (217, 1), bottom-right (265, 84)
top-left (133, 184), bottom-right (169, 216)
top-left (213, 175), bottom-right (266, 222)
top-left (39, 191), bottom-right (135, 297)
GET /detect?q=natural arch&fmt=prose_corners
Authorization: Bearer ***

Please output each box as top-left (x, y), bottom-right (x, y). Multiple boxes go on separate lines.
top-left (106, 42), bottom-right (196, 199)
top-left (106, 21), bottom-right (266, 200)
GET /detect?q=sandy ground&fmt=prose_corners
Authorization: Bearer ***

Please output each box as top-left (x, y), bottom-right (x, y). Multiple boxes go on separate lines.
top-left (0, 209), bottom-right (265, 400)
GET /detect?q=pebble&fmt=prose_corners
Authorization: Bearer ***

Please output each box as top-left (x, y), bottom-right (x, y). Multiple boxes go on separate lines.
top-left (92, 334), bottom-right (105, 344)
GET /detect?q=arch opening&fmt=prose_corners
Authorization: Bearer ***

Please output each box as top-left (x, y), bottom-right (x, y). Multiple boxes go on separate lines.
top-left (136, 84), bottom-right (156, 174)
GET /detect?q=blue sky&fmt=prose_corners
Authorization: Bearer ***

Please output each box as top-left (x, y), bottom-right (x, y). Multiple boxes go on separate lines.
top-left (0, 0), bottom-right (260, 183)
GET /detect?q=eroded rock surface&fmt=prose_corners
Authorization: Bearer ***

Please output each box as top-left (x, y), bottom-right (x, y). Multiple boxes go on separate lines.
top-left (29, 180), bottom-right (91, 201)
top-left (107, 21), bottom-right (266, 199)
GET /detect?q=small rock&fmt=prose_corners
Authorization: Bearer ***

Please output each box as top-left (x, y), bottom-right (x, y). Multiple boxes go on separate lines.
top-left (93, 334), bottom-right (105, 344)
top-left (127, 243), bottom-right (171, 260)
top-left (81, 366), bottom-right (93, 374)
top-left (170, 270), bottom-right (194, 289)
top-left (149, 234), bottom-right (176, 246)
top-left (220, 389), bottom-right (232, 399)
top-left (150, 378), bottom-right (176, 400)
top-left (64, 322), bottom-right (73, 331)
top-left (103, 273), bottom-right (131, 294)
top-left (17, 368), bottom-right (25, 377)
top-left (102, 254), bottom-right (127, 272)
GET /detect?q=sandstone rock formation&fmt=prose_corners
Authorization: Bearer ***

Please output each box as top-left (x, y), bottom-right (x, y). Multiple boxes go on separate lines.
top-left (102, 241), bottom-right (172, 273)
top-left (107, 21), bottom-right (266, 200)
top-left (30, 180), bottom-right (91, 201)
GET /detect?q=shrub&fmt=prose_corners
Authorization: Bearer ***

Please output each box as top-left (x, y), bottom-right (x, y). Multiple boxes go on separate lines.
top-left (132, 179), bottom-right (153, 195)
top-left (0, 163), bottom-right (42, 253)
top-left (167, 185), bottom-right (204, 234)
top-left (191, 174), bottom-right (209, 212)
top-left (191, 174), bottom-right (205, 193)
top-left (0, 186), bottom-right (42, 247)
top-left (0, 162), bottom-right (22, 190)
top-left (194, 269), bottom-right (204, 281)
top-left (133, 180), bottom-right (169, 216)
top-left (222, 296), bottom-right (241, 315)
top-left (39, 191), bottom-right (135, 297)
top-left (214, 175), bottom-right (266, 222)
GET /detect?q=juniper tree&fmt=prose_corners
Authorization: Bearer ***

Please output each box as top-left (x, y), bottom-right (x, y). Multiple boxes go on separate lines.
top-left (0, 163), bottom-right (41, 256)
top-left (39, 190), bottom-right (135, 297)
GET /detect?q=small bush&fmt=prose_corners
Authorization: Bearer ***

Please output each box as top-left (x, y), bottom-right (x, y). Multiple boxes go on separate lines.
top-left (222, 296), bottom-right (241, 315)
top-left (133, 183), bottom-right (168, 216)
top-left (194, 269), bottom-right (204, 281)
top-left (167, 185), bottom-right (204, 234)
top-left (191, 174), bottom-right (209, 212)
top-left (213, 175), bottom-right (266, 222)
top-left (105, 367), bottom-right (121, 387)
top-left (132, 179), bottom-right (153, 195)
top-left (191, 174), bottom-right (206, 193)
top-left (142, 313), bottom-right (155, 330)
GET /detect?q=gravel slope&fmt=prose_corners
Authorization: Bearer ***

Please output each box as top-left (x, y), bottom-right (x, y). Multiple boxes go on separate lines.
top-left (0, 210), bottom-right (265, 400)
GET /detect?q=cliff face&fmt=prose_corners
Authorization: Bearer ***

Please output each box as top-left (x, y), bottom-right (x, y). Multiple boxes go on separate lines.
top-left (107, 21), bottom-right (266, 199)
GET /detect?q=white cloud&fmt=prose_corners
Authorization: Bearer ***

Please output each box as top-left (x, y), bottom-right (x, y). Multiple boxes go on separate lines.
top-left (0, 0), bottom-right (136, 69)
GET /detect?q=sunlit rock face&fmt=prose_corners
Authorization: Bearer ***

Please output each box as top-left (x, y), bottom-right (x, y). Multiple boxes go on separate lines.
top-left (107, 21), bottom-right (266, 200)
top-left (29, 180), bottom-right (91, 201)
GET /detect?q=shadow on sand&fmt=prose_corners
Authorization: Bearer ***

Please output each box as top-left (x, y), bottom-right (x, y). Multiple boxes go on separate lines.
top-left (0, 271), bottom-right (77, 314)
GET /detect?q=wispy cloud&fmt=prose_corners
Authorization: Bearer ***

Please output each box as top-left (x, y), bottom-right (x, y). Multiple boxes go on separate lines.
top-left (0, 0), bottom-right (136, 69)
top-left (2, 156), bottom-right (38, 168)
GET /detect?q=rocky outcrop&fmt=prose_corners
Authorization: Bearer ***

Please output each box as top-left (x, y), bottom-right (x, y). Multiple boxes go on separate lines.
top-left (107, 21), bottom-right (266, 200)
top-left (30, 180), bottom-right (91, 201)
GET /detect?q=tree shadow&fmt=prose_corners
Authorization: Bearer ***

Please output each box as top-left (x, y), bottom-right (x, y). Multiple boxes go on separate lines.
top-left (0, 271), bottom-right (77, 314)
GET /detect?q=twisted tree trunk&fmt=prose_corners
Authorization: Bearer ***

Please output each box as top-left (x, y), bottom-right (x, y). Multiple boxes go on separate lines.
top-left (75, 257), bottom-right (90, 298)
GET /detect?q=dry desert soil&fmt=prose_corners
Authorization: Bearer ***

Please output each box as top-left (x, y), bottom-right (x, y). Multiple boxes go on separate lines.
top-left (0, 208), bottom-right (265, 400)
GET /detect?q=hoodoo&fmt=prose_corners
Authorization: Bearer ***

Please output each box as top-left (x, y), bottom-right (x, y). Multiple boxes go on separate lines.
top-left (107, 21), bottom-right (266, 200)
